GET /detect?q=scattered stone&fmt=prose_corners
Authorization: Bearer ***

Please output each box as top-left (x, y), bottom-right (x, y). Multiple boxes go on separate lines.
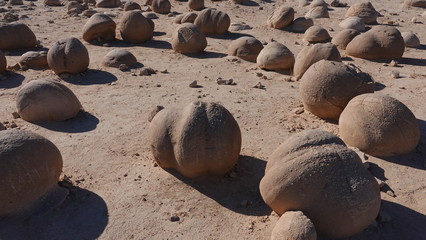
top-left (216, 77), bottom-right (236, 85)
top-left (390, 60), bottom-right (398, 67)
top-left (292, 107), bottom-right (304, 114)
top-left (139, 67), bottom-right (156, 76)
top-left (11, 112), bottom-right (20, 119)
top-left (119, 64), bottom-right (128, 71)
top-left (189, 81), bottom-right (198, 88)
top-left (170, 215), bottom-right (180, 222)
top-left (252, 82), bottom-right (265, 89)
top-left (391, 71), bottom-right (400, 78)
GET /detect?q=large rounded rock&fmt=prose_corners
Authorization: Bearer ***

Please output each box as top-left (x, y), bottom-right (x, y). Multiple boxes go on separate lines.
top-left (171, 23), bottom-right (207, 54)
top-left (346, 26), bottom-right (405, 60)
top-left (102, 49), bottom-right (137, 67)
top-left (271, 211), bottom-right (317, 240)
top-left (339, 94), bottom-right (420, 157)
top-left (47, 37), bottom-right (90, 75)
top-left (18, 51), bottom-right (48, 69)
top-left (0, 52), bottom-right (6, 74)
top-left (95, 0), bottom-right (121, 8)
top-left (289, 17), bottom-right (314, 33)
top-left (0, 130), bottom-right (63, 216)
top-left (303, 26), bottom-right (331, 43)
top-left (175, 12), bottom-right (198, 24)
top-left (293, 43), bottom-right (341, 80)
top-left (267, 6), bottom-right (294, 29)
top-left (188, 0), bottom-right (204, 10)
top-left (339, 16), bottom-right (365, 32)
top-left (257, 42), bottom-right (295, 70)
top-left (227, 36), bottom-right (263, 62)
top-left (82, 13), bottom-right (116, 42)
top-left (260, 129), bottom-right (381, 238)
top-left (16, 79), bottom-right (82, 122)
top-left (148, 101), bottom-right (241, 178)
top-left (300, 60), bottom-right (375, 120)
top-left (401, 32), bottom-right (421, 48)
top-left (119, 10), bottom-right (154, 43)
top-left (331, 29), bottom-right (360, 50)
top-left (305, 6), bottom-right (329, 18)
top-left (123, 1), bottom-right (141, 11)
top-left (345, 1), bottom-right (378, 24)
top-left (151, 0), bottom-right (171, 14)
top-left (309, 0), bottom-right (328, 8)
top-left (194, 8), bottom-right (230, 35)
top-left (0, 23), bottom-right (37, 50)
top-left (403, 0), bottom-right (426, 7)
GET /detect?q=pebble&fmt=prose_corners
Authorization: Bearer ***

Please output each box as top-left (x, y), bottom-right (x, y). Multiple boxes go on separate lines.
top-left (252, 82), bottom-right (265, 89)
top-left (391, 71), bottom-right (400, 79)
top-left (292, 107), bottom-right (304, 114)
top-left (11, 112), bottom-right (20, 119)
top-left (170, 215), bottom-right (180, 222)
top-left (189, 81), bottom-right (198, 88)
top-left (390, 60), bottom-right (398, 67)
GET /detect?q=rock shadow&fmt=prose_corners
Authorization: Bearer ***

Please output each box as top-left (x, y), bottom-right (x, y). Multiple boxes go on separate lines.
top-left (242, 0), bottom-right (260, 6)
top-left (374, 82), bottom-right (386, 91)
top-left (166, 155), bottom-right (271, 216)
top-left (183, 50), bottom-right (227, 59)
top-left (0, 72), bottom-right (25, 88)
top-left (0, 186), bottom-right (109, 240)
top-left (33, 111), bottom-right (99, 133)
top-left (398, 57), bottom-right (426, 67)
top-left (207, 32), bottom-right (254, 40)
top-left (2, 47), bottom-right (49, 57)
top-left (62, 69), bottom-right (117, 85)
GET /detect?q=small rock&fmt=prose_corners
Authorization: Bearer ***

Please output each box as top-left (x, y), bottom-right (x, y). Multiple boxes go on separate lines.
top-left (153, 162), bottom-right (158, 167)
top-left (390, 60), bottom-right (398, 67)
top-left (160, 69), bottom-right (168, 73)
top-left (170, 215), bottom-right (180, 222)
top-left (391, 71), bottom-right (400, 79)
top-left (216, 77), bottom-right (236, 85)
top-left (10, 122), bottom-right (17, 128)
top-left (189, 81), bottom-right (198, 88)
top-left (252, 82), bottom-right (265, 89)
top-left (411, 17), bottom-right (418, 23)
top-left (11, 112), bottom-right (20, 119)
top-left (292, 107), bottom-right (304, 114)
top-left (119, 64), bottom-right (128, 71)
top-left (386, 190), bottom-right (396, 197)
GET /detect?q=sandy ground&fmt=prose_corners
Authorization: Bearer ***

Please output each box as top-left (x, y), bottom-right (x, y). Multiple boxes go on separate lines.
top-left (0, 0), bottom-right (425, 239)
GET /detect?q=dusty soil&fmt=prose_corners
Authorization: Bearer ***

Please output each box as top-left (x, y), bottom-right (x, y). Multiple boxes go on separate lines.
top-left (0, 0), bottom-right (425, 239)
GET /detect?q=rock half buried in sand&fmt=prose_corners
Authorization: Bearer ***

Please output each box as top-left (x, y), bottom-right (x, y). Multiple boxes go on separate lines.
top-left (82, 13), bottom-right (116, 42)
top-left (16, 79), bottom-right (82, 122)
top-left (0, 22), bottom-right (37, 50)
top-left (151, 0), bottom-right (171, 14)
top-left (260, 129), bottom-right (381, 238)
top-left (256, 42), bottom-right (295, 70)
top-left (305, 6), bottom-right (329, 18)
top-left (174, 12), bottom-right (197, 24)
top-left (123, 1), bottom-right (141, 11)
top-left (346, 25), bottom-right (405, 60)
top-left (18, 51), bottom-right (48, 69)
top-left (300, 60), bottom-right (375, 120)
top-left (148, 101), bottom-right (241, 178)
top-left (401, 32), bottom-right (421, 48)
top-left (309, 0), bottom-right (328, 8)
top-left (119, 10), bottom-right (154, 43)
top-left (303, 26), bottom-right (331, 43)
top-left (403, 0), bottom-right (426, 7)
top-left (267, 6), bottom-right (294, 29)
top-left (289, 17), bottom-right (314, 33)
top-left (171, 23), bottom-right (207, 54)
top-left (96, 0), bottom-right (121, 8)
top-left (227, 36), bottom-right (263, 62)
top-left (271, 211), bottom-right (317, 240)
top-left (293, 42), bottom-right (341, 80)
top-left (345, 1), bottom-right (379, 24)
top-left (0, 129), bottom-right (64, 216)
top-left (339, 16), bottom-right (365, 32)
top-left (194, 8), bottom-right (230, 35)
top-left (102, 49), bottom-right (137, 68)
top-left (47, 37), bottom-right (90, 75)
top-left (188, 0), bottom-right (204, 10)
top-left (339, 93), bottom-right (420, 157)
top-left (44, 0), bottom-right (62, 6)
top-left (0, 51), bottom-right (6, 73)
top-left (331, 29), bottom-right (360, 50)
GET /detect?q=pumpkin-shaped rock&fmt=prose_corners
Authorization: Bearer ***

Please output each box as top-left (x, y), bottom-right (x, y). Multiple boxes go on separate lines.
top-left (339, 16), bottom-right (365, 32)
top-left (305, 6), bottom-right (329, 18)
top-left (303, 26), bottom-right (331, 43)
top-left (403, 0), bottom-right (426, 7)
top-left (401, 32), bottom-right (420, 48)
top-left (345, 1), bottom-right (378, 24)
top-left (151, 0), bottom-right (171, 14)
top-left (188, 0), bottom-right (204, 10)
top-left (82, 13), bottom-right (116, 42)
top-left (309, 0), bottom-right (328, 8)
top-left (331, 29), bottom-right (360, 50)
top-left (19, 51), bottom-right (48, 69)
top-left (0, 23), bottom-right (37, 50)
top-left (260, 129), bottom-right (381, 238)
top-left (175, 12), bottom-right (198, 24)
top-left (171, 23), bottom-right (207, 54)
top-left (148, 101), bottom-right (241, 178)
top-left (339, 94), bottom-right (420, 157)
top-left (227, 36), bottom-right (263, 62)
top-left (267, 6), bottom-right (294, 29)
top-left (194, 8), bottom-right (230, 35)
top-left (300, 60), bottom-right (375, 120)
top-left (44, 0), bottom-right (62, 6)
top-left (346, 26), bottom-right (405, 60)
top-left (0, 130), bottom-right (63, 216)
top-left (102, 49), bottom-right (137, 67)
top-left (47, 37), bottom-right (90, 75)
top-left (123, 1), bottom-right (141, 11)
top-left (95, 0), bottom-right (121, 8)
top-left (119, 10), bottom-right (154, 43)
top-left (289, 17), bottom-right (314, 33)
top-left (271, 211), bottom-right (317, 240)
top-left (0, 52), bottom-right (6, 74)
top-left (293, 42), bottom-right (341, 80)
top-left (16, 79), bottom-right (82, 122)
top-left (256, 42), bottom-right (295, 70)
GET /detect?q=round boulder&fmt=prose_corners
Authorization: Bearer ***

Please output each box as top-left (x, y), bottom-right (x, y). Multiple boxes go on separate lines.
top-left (95, 0), bottom-right (121, 8)
top-left (0, 130), bottom-right (63, 216)
top-left (339, 16), bottom-right (365, 32)
top-left (82, 13), bottom-right (116, 42)
top-left (257, 42), bottom-right (295, 70)
top-left (401, 32), bottom-right (421, 48)
top-left (267, 6), bottom-right (295, 29)
top-left (19, 51), bottom-right (48, 69)
top-left (119, 10), bottom-right (154, 43)
top-left (303, 26), bottom-right (331, 43)
top-left (339, 94), bottom-right (420, 157)
top-left (305, 6), bottom-right (329, 18)
top-left (331, 29), bottom-right (360, 50)
top-left (227, 36), bottom-right (263, 62)
top-left (102, 49), bottom-right (137, 67)
top-left (188, 0), bottom-right (204, 10)
top-left (171, 23), bottom-right (207, 54)
top-left (151, 0), bottom-right (171, 14)
top-left (345, 1), bottom-right (378, 24)
top-left (47, 37), bottom-right (90, 75)
top-left (16, 79), bottom-right (82, 122)
top-left (271, 211), bottom-right (317, 240)
top-left (194, 8), bottom-right (230, 35)
top-left (260, 129), bottom-right (381, 238)
top-left (289, 17), bottom-right (314, 33)
top-left (0, 23), bottom-right (37, 50)
top-left (123, 1), bottom-right (141, 11)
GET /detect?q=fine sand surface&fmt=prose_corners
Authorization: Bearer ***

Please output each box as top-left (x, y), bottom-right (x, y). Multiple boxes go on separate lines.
top-left (0, 0), bottom-right (425, 239)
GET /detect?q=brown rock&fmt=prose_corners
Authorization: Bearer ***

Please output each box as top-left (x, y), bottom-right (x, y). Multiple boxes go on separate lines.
top-left (271, 211), bottom-right (317, 240)
top-left (227, 36), bottom-right (263, 62)
top-left (256, 42), bottom-right (295, 70)
top-left (345, 1), bottom-right (378, 24)
top-left (47, 37), bottom-right (90, 75)
top-left (331, 29), bottom-right (360, 50)
top-left (82, 13), bottom-right (116, 42)
top-left (267, 6), bottom-right (294, 29)
top-left (102, 49), bottom-right (137, 68)
top-left (119, 10), bottom-right (154, 43)
top-left (0, 22), bottom-right (37, 50)
top-left (171, 23), bottom-right (207, 54)
top-left (194, 8), bottom-right (230, 35)
top-left (18, 51), bottom-right (48, 69)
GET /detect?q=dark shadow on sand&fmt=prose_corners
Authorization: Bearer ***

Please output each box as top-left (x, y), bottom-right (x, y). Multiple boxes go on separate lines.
top-left (0, 71), bottom-right (25, 88)
top-left (374, 82), bottom-right (386, 91)
top-left (184, 51), bottom-right (227, 59)
top-left (62, 69), bottom-right (117, 85)
top-left (33, 111), bottom-right (99, 133)
top-left (1, 47), bottom-right (49, 57)
top-left (0, 187), bottom-right (108, 240)
top-left (207, 32), bottom-right (254, 40)
top-left (398, 57), bottom-right (426, 67)
top-left (166, 155), bottom-right (271, 216)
